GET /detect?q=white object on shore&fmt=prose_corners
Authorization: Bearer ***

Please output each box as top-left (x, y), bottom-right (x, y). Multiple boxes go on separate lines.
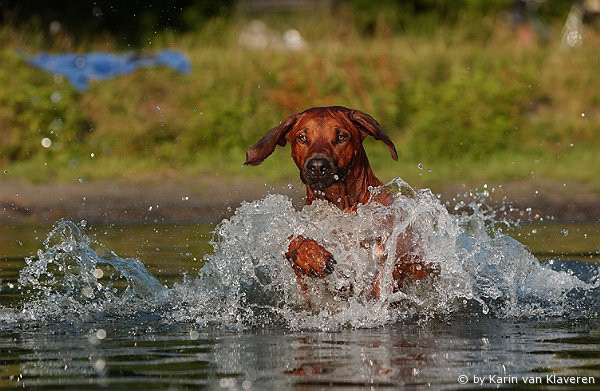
top-left (239, 20), bottom-right (307, 51)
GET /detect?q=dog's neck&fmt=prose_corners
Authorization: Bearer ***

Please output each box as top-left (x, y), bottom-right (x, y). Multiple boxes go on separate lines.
top-left (305, 155), bottom-right (387, 210)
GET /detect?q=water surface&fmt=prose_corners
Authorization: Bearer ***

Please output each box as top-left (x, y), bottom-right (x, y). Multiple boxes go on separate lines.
top-left (1, 182), bottom-right (599, 389)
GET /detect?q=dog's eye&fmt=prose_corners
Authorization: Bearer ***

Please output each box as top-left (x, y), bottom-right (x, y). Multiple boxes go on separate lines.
top-left (337, 134), bottom-right (349, 144)
top-left (296, 134), bottom-right (307, 144)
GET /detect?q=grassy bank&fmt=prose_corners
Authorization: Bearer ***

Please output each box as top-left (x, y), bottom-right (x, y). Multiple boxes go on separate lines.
top-left (1, 12), bottom-right (599, 190)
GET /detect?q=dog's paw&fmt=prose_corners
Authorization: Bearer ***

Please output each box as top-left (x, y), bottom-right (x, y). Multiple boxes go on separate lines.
top-left (286, 236), bottom-right (335, 278)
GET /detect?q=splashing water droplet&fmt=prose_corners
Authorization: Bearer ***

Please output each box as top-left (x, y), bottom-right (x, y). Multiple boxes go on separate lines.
top-left (50, 92), bottom-right (61, 103)
top-left (88, 334), bottom-right (99, 345)
top-left (94, 359), bottom-right (106, 371)
top-left (93, 268), bottom-right (104, 279)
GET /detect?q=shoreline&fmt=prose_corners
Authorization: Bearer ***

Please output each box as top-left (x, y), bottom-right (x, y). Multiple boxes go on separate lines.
top-left (1, 177), bottom-right (599, 225)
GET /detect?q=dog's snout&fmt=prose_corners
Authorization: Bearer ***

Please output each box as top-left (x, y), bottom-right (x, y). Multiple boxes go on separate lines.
top-left (301, 155), bottom-right (340, 190)
top-left (306, 157), bottom-right (331, 177)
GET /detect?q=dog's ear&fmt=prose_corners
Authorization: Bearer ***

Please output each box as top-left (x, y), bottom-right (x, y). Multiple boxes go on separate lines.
top-left (244, 114), bottom-right (298, 166)
top-left (349, 110), bottom-right (398, 161)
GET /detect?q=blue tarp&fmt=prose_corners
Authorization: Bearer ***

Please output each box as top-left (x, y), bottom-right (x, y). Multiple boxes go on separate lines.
top-left (27, 50), bottom-right (191, 90)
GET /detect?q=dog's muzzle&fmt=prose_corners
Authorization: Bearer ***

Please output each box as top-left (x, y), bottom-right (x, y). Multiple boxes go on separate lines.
top-left (301, 156), bottom-right (344, 191)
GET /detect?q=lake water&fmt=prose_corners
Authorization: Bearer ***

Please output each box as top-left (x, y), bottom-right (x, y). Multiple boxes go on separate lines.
top-left (1, 182), bottom-right (599, 389)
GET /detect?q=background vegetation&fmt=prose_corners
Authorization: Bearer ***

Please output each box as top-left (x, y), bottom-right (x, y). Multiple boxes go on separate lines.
top-left (1, 1), bottom-right (599, 189)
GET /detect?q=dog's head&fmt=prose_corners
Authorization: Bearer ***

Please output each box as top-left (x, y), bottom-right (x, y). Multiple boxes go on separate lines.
top-left (244, 106), bottom-right (397, 191)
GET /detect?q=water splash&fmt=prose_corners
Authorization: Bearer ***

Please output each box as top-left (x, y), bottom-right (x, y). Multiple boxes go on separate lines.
top-left (11, 220), bottom-right (168, 323)
top-left (3, 178), bottom-right (599, 329)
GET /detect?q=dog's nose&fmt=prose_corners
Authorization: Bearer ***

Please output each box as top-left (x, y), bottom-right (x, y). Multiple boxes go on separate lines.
top-left (306, 157), bottom-right (331, 177)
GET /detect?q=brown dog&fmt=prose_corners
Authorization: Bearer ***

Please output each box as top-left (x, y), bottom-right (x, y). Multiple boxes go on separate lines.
top-left (244, 106), bottom-right (430, 295)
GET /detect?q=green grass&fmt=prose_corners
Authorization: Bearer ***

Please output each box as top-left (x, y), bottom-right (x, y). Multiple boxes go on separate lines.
top-left (1, 13), bottom-right (599, 190)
